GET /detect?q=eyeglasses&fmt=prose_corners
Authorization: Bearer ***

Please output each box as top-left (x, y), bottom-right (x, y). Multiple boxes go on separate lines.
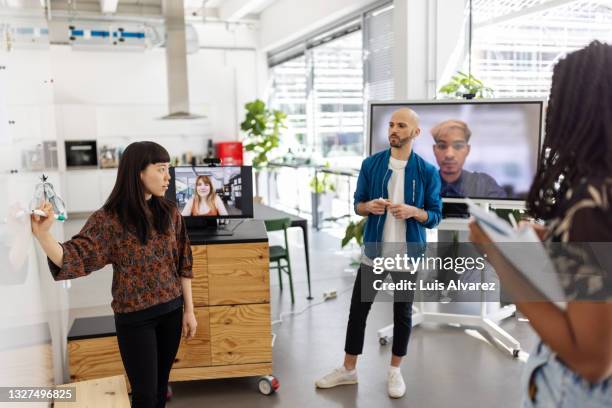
top-left (434, 142), bottom-right (468, 151)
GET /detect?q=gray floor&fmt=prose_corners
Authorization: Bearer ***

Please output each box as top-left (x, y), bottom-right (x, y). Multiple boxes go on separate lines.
top-left (63, 218), bottom-right (538, 408)
top-left (167, 225), bottom-right (538, 408)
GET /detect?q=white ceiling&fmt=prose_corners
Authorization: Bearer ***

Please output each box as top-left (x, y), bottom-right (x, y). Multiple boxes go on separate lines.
top-left (39, 0), bottom-right (276, 20)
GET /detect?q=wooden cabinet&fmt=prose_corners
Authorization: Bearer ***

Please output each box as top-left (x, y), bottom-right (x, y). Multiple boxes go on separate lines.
top-left (169, 241), bottom-right (272, 381)
top-left (206, 242), bottom-right (269, 306)
top-left (67, 237), bottom-right (272, 385)
top-left (173, 307), bottom-right (212, 369)
top-left (209, 304), bottom-right (272, 366)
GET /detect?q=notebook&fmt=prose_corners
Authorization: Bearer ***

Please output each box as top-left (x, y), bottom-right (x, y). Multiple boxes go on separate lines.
top-left (467, 199), bottom-right (566, 308)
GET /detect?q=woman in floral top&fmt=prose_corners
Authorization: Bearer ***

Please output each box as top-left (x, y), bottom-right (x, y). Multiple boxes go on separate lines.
top-left (470, 41), bottom-right (612, 407)
top-left (32, 141), bottom-right (196, 408)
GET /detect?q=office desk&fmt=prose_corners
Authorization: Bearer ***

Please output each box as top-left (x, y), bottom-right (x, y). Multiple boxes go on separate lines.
top-left (253, 203), bottom-right (313, 300)
top-left (312, 167), bottom-right (359, 230)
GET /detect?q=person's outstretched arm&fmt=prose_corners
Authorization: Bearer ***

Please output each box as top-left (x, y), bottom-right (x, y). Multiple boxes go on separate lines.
top-left (32, 202), bottom-right (63, 267)
top-left (32, 202), bottom-right (111, 280)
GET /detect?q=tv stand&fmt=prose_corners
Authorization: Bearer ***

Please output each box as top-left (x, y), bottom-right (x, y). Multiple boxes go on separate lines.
top-left (188, 219), bottom-right (234, 237)
top-left (376, 212), bottom-right (521, 358)
top-left (442, 202), bottom-right (469, 218)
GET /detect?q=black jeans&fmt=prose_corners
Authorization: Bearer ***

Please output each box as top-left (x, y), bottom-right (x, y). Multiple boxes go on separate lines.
top-left (115, 307), bottom-right (183, 408)
top-left (345, 264), bottom-right (414, 357)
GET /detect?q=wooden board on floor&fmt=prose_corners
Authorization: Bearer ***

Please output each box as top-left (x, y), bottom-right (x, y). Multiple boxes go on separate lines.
top-left (55, 375), bottom-right (130, 408)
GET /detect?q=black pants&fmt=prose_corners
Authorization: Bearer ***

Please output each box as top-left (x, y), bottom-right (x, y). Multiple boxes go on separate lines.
top-left (345, 264), bottom-right (414, 357)
top-left (115, 307), bottom-right (182, 408)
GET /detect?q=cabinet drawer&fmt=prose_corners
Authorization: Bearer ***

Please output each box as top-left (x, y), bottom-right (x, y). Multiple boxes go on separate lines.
top-left (173, 307), bottom-right (211, 368)
top-left (191, 245), bottom-right (209, 306)
top-left (207, 243), bottom-right (270, 305)
top-left (68, 336), bottom-right (125, 382)
top-left (210, 304), bottom-right (272, 366)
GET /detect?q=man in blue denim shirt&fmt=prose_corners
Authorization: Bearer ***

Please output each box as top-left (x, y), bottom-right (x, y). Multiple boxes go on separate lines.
top-left (316, 108), bottom-right (442, 399)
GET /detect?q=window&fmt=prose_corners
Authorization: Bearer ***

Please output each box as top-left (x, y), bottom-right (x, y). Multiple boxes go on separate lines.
top-left (364, 4), bottom-right (394, 101)
top-left (312, 29), bottom-right (364, 159)
top-left (268, 2), bottom-right (394, 163)
top-left (269, 55), bottom-right (308, 146)
top-left (471, 0), bottom-right (612, 97)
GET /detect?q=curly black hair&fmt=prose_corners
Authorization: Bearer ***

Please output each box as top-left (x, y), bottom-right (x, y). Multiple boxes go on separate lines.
top-left (526, 40), bottom-right (612, 220)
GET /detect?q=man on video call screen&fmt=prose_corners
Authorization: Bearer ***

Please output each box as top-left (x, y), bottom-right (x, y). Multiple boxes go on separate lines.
top-left (369, 102), bottom-right (542, 200)
top-left (430, 119), bottom-right (506, 198)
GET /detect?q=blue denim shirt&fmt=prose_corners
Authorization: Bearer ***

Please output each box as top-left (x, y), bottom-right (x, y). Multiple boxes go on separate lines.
top-left (354, 149), bottom-right (442, 250)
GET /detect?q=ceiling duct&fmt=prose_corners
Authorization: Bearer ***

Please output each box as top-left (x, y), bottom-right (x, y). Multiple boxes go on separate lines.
top-left (160, 0), bottom-right (203, 120)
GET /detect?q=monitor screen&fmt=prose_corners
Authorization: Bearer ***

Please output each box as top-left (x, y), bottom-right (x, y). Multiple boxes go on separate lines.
top-left (368, 100), bottom-right (543, 201)
top-left (167, 166), bottom-right (253, 219)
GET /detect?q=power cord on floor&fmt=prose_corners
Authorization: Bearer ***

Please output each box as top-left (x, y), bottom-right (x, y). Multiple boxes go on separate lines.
top-left (271, 285), bottom-right (354, 347)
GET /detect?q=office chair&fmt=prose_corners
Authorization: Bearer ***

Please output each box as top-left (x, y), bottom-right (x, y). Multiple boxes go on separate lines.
top-left (264, 218), bottom-right (295, 304)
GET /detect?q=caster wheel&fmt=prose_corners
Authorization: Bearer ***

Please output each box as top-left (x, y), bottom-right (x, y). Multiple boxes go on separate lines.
top-left (258, 375), bottom-right (279, 395)
top-left (512, 349), bottom-right (520, 359)
top-left (379, 337), bottom-right (389, 346)
top-left (166, 384), bottom-right (173, 401)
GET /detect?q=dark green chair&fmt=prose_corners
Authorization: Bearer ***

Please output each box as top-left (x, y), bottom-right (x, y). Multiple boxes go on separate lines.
top-left (264, 218), bottom-right (295, 304)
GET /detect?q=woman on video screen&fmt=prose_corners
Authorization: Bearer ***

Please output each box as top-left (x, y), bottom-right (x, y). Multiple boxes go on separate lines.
top-left (181, 175), bottom-right (228, 216)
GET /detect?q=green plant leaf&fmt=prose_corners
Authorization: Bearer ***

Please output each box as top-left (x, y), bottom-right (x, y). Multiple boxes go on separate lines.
top-left (341, 217), bottom-right (366, 248)
top-left (438, 71), bottom-right (493, 100)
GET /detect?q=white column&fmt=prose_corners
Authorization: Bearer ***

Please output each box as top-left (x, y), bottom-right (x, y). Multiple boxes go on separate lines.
top-left (393, 0), bottom-right (427, 99)
top-left (393, 0), bottom-right (467, 100)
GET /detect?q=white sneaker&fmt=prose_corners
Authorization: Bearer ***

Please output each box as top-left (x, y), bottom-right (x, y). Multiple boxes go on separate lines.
top-left (387, 369), bottom-right (406, 398)
top-left (315, 366), bottom-right (358, 389)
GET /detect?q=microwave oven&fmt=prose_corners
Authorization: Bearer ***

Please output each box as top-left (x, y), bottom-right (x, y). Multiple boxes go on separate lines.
top-left (65, 140), bottom-right (98, 168)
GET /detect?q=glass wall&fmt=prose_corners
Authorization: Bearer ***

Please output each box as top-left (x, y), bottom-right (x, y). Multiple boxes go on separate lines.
top-left (0, 2), bottom-right (68, 388)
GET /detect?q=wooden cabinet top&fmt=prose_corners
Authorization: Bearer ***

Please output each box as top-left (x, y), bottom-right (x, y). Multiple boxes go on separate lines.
top-left (188, 219), bottom-right (268, 245)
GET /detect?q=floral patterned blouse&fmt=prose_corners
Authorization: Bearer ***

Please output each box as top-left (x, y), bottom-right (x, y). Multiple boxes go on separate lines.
top-left (545, 177), bottom-right (612, 301)
top-left (48, 207), bottom-right (193, 313)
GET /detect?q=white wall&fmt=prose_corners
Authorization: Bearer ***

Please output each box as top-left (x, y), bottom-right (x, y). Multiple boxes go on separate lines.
top-left (51, 34), bottom-right (258, 159)
top-left (46, 21), bottom-right (259, 212)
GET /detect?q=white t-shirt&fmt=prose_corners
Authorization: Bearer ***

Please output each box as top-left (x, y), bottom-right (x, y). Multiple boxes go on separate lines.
top-left (361, 156), bottom-right (409, 268)
top-left (383, 156), bottom-right (408, 244)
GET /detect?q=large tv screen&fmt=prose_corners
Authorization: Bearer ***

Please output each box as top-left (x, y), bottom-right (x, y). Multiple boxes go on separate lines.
top-left (368, 100), bottom-right (544, 201)
top-left (167, 166), bottom-right (253, 219)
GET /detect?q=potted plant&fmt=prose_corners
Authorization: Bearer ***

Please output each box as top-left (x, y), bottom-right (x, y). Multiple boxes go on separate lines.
top-left (341, 217), bottom-right (366, 266)
top-left (240, 99), bottom-right (287, 201)
top-left (438, 71), bottom-right (493, 99)
top-left (309, 165), bottom-right (336, 224)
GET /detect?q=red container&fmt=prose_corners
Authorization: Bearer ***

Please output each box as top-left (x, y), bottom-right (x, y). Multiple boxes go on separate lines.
top-left (216, 141), bottom-right (243, 166)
